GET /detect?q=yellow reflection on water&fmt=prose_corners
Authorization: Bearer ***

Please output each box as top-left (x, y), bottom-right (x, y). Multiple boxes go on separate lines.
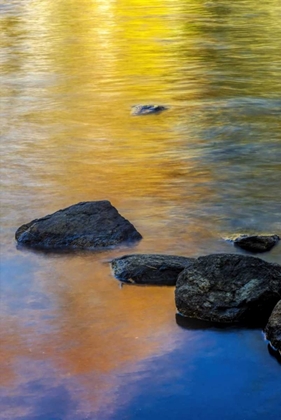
top-left (1, 0), bottom-right (281, 418)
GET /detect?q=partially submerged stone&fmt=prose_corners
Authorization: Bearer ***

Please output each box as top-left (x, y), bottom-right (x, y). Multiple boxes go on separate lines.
top-left (233, 234), bottom-right (280, 253)
top-left (175, 253), bottom-right (281, 324)
top-left (264, 300), bottom-right (281, 355)
top-left (111, 254), bottom-right (195, 285)
top-left (131, 105), bottom-right (168, 116)
top-left (15, 201), bottom-right (142, 250)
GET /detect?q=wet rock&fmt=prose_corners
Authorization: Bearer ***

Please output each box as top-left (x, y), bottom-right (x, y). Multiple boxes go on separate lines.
top-left (233, 234), bottom-right (280, 253)
top-left (111, 254), bottom-right (195, 285)
top-left (15, 201), bottom-right (142, 250)
top-left (264, 300), bottom-right (281, 355)
top-left (131, 105), bottom-right (168, 116)
top-left (175, 254), bottom-right (281, 324)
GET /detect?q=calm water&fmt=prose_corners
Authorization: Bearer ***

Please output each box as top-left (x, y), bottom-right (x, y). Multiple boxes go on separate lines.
top-left (1, 0), bottom-right (281, 419)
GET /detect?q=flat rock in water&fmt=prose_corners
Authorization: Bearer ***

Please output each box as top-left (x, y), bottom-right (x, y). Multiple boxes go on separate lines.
top-left (111, 254), bottom-right (195, 285)
top-left (233, 234), bottom-right (280, 253)
top-left (131, 105), bottom-right (168, 116)
top-left (15, 201), bottom-right (142, 250)
top-left (264, 300), bottom-right (281, 355)
top-left (175, 253), bottom-right (281, 324)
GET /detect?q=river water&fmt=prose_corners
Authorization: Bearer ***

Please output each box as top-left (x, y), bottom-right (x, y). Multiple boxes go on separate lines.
top-left (1, 0), bottom-right (281, 419)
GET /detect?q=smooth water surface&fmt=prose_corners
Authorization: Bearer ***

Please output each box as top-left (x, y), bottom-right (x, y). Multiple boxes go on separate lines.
top-left (1, 0), bottom-right (281, 419)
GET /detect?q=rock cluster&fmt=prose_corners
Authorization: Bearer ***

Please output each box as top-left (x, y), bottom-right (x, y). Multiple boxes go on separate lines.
top-left (111, 253), bottom-right (281, 355)
top-left (15, 201), bottom-right (281, 356)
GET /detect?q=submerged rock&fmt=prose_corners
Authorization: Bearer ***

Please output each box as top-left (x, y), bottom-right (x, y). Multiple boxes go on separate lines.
top-left (15, 201), bottom-right (142, 250)
top-left (264, 300), bottom-right (281, 355)
top-left (131, 105), bottom-right (168, 116)
top-left (175, 253), bottom-right (281, 324)
top-left (233, 234), bottom-right (280, 253)
top-left (111, 254), bottom-right (195, 285)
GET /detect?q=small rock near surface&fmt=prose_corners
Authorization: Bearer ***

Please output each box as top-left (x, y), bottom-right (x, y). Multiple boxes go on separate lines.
top-left (233, 234), bottom-right (280, 253)
top-left (111, 254), bottom-right (195, 285)
top-left (131, 105), bottom-right (168, 116)
top-left (175, 253), bottom-right (281, 324)
top-left (15, 201), bottom-right (142, 250)
top-left (264, 300), bottom-right (281, 355)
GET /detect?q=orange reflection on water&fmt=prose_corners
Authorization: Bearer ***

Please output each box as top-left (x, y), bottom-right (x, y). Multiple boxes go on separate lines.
top-left (43, 257), bottom-right (178, 373)
top-left (1, 256), bottom-right (182, 416)
top-left (1, 0), bottom-right (281, 418)
top-left (0, 316), bottom-right (31, 386)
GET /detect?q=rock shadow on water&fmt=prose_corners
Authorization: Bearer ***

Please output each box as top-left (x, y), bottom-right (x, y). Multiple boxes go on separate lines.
top-left (16, 240), bottom-right (142, 258)
top-left (267, 343), bottom-right (281, 365)
top-left (175, 313), bottom-right (263, 331)
top-left (175, 313), bottom-right (281, 363)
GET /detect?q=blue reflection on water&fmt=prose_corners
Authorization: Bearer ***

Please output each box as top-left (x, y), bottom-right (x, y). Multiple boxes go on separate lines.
top-left (107, 324), bottom-right (281, 420)
top-left (3, 380), bottom-right (76, 420)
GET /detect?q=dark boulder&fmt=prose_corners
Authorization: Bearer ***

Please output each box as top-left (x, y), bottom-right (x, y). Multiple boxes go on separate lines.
top-left (111, 254), bottom-right (195, 285)
top-left (233, 234), bottom-right (280, 253)
top-left (264, 300), bottom-right (281, 355)
top-left (15, 201), bottom-right (142, 250)
top-left (175, 254), bottom-right (281, 324)
top-left (131, 105), bottom-right (168, 116)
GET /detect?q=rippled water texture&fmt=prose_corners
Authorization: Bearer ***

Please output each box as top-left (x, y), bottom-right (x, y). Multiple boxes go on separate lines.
top-left (1, 1), bottom-right (281, 419)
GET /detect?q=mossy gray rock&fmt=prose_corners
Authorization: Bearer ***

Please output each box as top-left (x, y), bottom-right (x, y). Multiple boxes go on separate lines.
top-left (175, 254), bottom-right (281, 324)
top-left (15, 201), bottom-right (142, 250)
top-left (111, 254), bottom-right (195, 285)
top-left (264, 300), bottom-right (281, 355)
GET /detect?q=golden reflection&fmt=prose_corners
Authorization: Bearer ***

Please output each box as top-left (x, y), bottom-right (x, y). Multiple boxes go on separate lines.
top-left (44, 258), bottom-right (177, 370)
top-left (0, 258), bottom-right (181, 415)
top-left (1, 0), bottom-right (281, 418)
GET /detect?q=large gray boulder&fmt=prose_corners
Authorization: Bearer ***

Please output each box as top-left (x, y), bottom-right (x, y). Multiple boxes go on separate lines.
top-left (233, 234), bottom-right (280, 253)
top-left (264, 300), bottom-right (281, 355)
top-left (15, 201), bottom-right (142, 250)
top-left (111, 254), bottom-right (195, 285)
top-left (175, 254), bottom-right (281, 324)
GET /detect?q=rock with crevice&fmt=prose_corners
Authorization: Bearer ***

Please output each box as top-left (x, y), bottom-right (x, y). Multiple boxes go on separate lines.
top-left (111, 254), bottom-right (195, 285)
top-left (175, 253), bottom-right (281, 324)
top-left (264, 300), bottom-right (281, 355)
top-left (233, 234), bottom-right (280, 253)
top-left (15, 201), bottom-right (142, 250)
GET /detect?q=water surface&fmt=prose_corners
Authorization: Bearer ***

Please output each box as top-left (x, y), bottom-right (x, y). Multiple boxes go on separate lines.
top-left (1, 0), bottom-right (281, 419)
